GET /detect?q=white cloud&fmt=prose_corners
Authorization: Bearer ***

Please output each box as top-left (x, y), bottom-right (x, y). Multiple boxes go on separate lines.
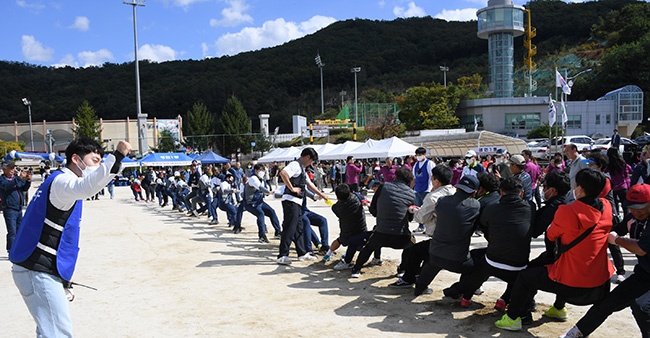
top-left (210, 0), bottom-right (253, 27)
top-left (378, 0), bottom-right (386, 8)
top-left (213, 15), bottom-right (336, 56)
top-left (393, 2), bottom-right (426, 18)
top-left (464, 0), bottom-right (487, 5)
top-left (52, 54), bottom-right (79, 68)
top-left (138, 44), bottom-right (178, 62)
top-left (69, 16), bottom-right (90, 31)
top-left (434, 8), bottom-right (478, 22)
top-left (201, 42), bottom-right (210, 58)
top-left (21, 35), bottom-right (54, 62)
top-left (16, 0), bottom-right (45, 10)
top-left (168, 0), bottom-right (207, 8)
top-left (78, 49), bottom-right (114, 67)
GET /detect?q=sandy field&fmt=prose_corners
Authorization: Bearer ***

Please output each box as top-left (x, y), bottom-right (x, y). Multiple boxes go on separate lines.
top-left (0, 184), bottom-right (638, 337)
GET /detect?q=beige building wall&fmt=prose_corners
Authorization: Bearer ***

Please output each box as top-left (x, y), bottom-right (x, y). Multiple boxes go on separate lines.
top-left (0, 116), bottom-right (182, 155)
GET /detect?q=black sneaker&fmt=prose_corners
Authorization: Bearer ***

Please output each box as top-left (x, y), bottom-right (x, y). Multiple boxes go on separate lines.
top-left (443, 286), bottom-right (462, 300)
top-left (233, 227), bottom-right (242, 234)
top-left (350, 269), bottom-right (361, 278)
top-left (258, 235), bottom-right (269, 243)
top-left (389, 278), bottom-right (414, 288)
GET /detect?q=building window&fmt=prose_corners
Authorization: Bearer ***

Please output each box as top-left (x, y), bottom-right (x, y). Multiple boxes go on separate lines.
top-left (461, 115), bottom-right (483, 131)
top-left (606, 114), bottom-right (611, 124)
top-left (595, 114), bottom-right (601, 125)
top-left (504, 113), bottom-right (540, 130)
top-left (567, 115), bottom-right (582, 129)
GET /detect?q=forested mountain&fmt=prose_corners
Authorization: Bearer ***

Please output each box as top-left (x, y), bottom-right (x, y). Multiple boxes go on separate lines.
top-left (0, 0), bottom-right (645, 132)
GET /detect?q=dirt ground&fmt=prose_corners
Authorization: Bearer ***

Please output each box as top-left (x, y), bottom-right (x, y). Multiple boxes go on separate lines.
top-left (0, 185), bottom-right (638, 337)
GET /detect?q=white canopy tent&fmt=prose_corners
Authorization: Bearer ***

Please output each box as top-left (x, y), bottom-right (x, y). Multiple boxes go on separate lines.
top-left (347, 136), bottom-right (418, 159)
top-left (257, 148), bottom-right (285, 163)
top-left (319, 141), bottom-right (364, 160)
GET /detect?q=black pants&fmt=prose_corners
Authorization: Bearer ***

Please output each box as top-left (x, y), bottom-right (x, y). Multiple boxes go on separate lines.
top-left (400, 240), bottom-right (430, 283)
top-left (633, 290), bottom-right (650, 338)
top-left (577, 265), bottom-right (650, 336)
top-left (278, 200), bottom-right (307, 258)
top-left (184, 188), bottom-right (199, 211)
top-left (609, 243), bottom-right (626, 275)
top-left (451, 252), bottom-right (519, 302)
top-left (506, 265), bottom-right (606, 320)
top-left (343, 232), bottom-right (380, 264)
top-left (352, 231), bottom-right (412, 271)
top-left (613, 189), bottom-right (628, 216)
top-left (415, 248), bottom-right (485, 293)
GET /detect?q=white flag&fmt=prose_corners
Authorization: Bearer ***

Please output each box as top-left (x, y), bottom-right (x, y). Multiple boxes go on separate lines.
top-left (561, 96), bottom-right (568, 128)
top-left (474, 116), bottom-right (478, 132)
top-left (556, 70), bottom-right (572, 95)
top-left (548, 94), bottom-right (557, 127)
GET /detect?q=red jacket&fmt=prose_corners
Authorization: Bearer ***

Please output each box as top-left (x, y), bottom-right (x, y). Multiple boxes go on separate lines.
top-left (546, 198), bottom-right (614, 288)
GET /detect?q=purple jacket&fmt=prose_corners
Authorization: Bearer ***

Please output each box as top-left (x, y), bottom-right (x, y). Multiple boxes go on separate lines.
top-left (524, 161), bottom-right (542, 188)
top-left (608, 164), bottom-right (633, 191)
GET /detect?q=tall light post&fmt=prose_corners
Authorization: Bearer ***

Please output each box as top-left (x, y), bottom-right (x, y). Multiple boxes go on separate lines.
top-left (124, 0), bottom-right (147, 155)
top-left (21, 98), bottom-right (34, 151)
top-left (351, 67), bottom-right (361, 124)
top-left (339, 90), bottom-right (346, 110)
top-left (440, 65), bottom-right (449, 88)
top-left (315, 52), bottom-right (325, 117)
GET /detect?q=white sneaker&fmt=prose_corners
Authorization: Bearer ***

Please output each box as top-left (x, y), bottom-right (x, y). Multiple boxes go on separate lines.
top-left (474, 286), bottom-right (484, 295)
top-left (333, 261), bottom-right (352, 270)
top-left (298, 253), bottom-right (317, 261)
top-left (613, 274), bottom-right (626, 284)
top-left (559, 326), bottom-right (584, 338)
top-left (370, 258), bottom-right (384, 266)
top-left (276, 256), bottom-right (291, 265)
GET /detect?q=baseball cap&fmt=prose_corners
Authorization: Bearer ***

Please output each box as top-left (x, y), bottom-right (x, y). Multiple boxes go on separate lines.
top-left (2, 160), bottom-right (15, 168)
top-left (456, 175), bottom-right (479, 194)
top-left (465, 150), bottom-right (477, 158)
top-left (509, 154), bottom-right (525, 166)
top-left (624, 184), bottom-right (650, 209)
top-left (495, 148), bottom-right (505, 157)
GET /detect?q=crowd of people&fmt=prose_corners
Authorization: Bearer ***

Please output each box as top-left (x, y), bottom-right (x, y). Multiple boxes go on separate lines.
top-left (3, 137), bottom-right (650, 337)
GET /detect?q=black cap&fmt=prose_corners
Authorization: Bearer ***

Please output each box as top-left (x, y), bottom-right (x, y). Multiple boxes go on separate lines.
top-left (2, 160), bottom-right (15, 168)
top-left (456, 175), bottom-right (479, 193)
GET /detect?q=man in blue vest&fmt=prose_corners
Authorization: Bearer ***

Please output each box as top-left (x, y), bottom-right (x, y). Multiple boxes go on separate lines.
top-left (412, 147), bottom-right (435, 233)
top-left (9, 137), bottom-right (131, 337)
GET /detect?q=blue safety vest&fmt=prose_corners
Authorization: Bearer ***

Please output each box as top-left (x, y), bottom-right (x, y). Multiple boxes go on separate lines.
top-left (10, 170), bottom-right (82, 281)
top-left (413, 159), bottom-right (431, 193)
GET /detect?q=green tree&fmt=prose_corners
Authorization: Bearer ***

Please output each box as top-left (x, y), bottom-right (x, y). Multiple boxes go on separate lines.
top-left (527, 123), bottom-right (564, 139)
top-left (220, 95), bottom-right (252, 156)
top-left (184, 102), bottom-right (215, 151)
top-left (154, 129), bottom-right (179, 153)
top-left (397, 83), bottom-right (460, 130)
top-left (365, 113), bottom-right (405, 139)
top-left (72, 101), bottom-right (102, 140)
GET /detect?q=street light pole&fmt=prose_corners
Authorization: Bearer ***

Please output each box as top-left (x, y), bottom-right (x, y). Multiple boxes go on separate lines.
top-left (339, 90), bottom-right (346, 110)
top-left (315, 52), bottom-right (325, 117)
top-left (124, 0), bottom-right (147, 155)
top-left (22, 98), bottom-right (34, 151)
top-left (440, 65), bottom-right (449, 88)
top-left (351, 67), bottom-right (361, 124)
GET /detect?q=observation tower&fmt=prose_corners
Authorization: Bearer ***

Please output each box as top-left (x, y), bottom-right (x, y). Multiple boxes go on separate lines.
top-left (477, 0), bottom-right (525, 98)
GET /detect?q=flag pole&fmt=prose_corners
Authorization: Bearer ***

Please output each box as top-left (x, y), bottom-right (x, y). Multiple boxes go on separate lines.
top-left (554, 67), bottom-right (559, 153)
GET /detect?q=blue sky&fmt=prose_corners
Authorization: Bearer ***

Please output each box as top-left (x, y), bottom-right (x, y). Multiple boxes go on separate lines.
top-left (2, 0), bottom-right (581, 68)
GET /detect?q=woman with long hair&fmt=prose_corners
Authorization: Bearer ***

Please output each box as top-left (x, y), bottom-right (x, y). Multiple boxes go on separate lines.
top-left (606, 147), bottom-right (633, 216)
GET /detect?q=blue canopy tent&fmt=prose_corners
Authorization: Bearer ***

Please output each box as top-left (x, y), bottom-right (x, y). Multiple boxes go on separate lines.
top-left (196, 150), bottom-right (230, 164)
top-left (139, 152), bottom-right (194, 167)
top-left (188, 153), bottom-right (200, 161)
top-left (5, 151), bottom-right (64, 163)
top-left (102, 154), bottom-right (140, 168)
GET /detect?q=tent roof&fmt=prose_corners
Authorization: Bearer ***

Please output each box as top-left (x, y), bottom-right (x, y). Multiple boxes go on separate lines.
top-left (103, 154), bottom-right (140, 168)
top-left (402, 131), bottom-right (528, 158)
top-left (196, 150), bottom-right (230, 164)
top-left (139, 152), bottom-right (194, 166)
top-left (347, 137), bottom-right (417, 159)
top-left (257, 148), bottom-right (285, 163)
top-left (319, 141), bottom-right (363, 160)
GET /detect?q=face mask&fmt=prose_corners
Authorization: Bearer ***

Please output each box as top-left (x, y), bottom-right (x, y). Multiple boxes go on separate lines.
top-left (571, 188), bottom-right (577, 200)
top-left (416, 155), bottom-right (425, 162)
top-left (465, 158), bottom-right (473, 165)
top-left (75, 156), bottom-right (100, 177)
top-left (495, 158), bottom-right (502, 164)
top-left (456, 163), bottom-right (462, 169)
top-left (257, 171), bottom-right (265, 179)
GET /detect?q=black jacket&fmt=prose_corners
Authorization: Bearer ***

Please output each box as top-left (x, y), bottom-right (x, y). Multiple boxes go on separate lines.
top-left (332, 194), bottom-right (367, 245)
top-left (482, 193), bottom-right (533, 268)
top-left (475, 189), bottom-right (500, 235)
top-left (429, 191), bottom-right (480, 261)
top-left (369, 180), bottom-right (415, 235)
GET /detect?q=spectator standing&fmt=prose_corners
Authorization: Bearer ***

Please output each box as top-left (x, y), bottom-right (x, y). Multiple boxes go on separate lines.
top-left (345, 156), bottom-right (363, 192)
top-left (412, 147), bottom-right (436, 233)
top-left (0, 160), bottom-right (32, 252)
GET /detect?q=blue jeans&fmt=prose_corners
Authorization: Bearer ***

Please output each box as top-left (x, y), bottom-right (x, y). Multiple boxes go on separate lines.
top-left (302, 210), bottom-right (328, 252)
top-left (4, 208), bottom-right (23, 251)
top-left (218, 200), bottom-right (237, 225)
top-left (107, 184), bottom-right (114, 199)
top-left (12, 265), bottom-right (73, 337)
top-left (202, 193), bottom-right (217, 221)
top-left (245, 201), bottom-right (280, 237)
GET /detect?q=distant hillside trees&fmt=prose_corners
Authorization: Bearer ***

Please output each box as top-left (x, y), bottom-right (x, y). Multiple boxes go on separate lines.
top-left (220, 95), bottom-right (252, 156)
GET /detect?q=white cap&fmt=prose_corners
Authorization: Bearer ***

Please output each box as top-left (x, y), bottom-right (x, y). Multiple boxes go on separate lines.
top-left (174, 171), bottom-right (180, 177)
top-left (465, 150), bottom-right (477, 158)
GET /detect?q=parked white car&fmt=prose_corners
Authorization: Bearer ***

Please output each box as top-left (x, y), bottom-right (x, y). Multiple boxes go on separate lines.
top-left (592, 137), bottom-right (634, 154)
top-left (528, 140), bottom-right (549, 159)
top-left (547, 135), bottom-right (594, 156)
